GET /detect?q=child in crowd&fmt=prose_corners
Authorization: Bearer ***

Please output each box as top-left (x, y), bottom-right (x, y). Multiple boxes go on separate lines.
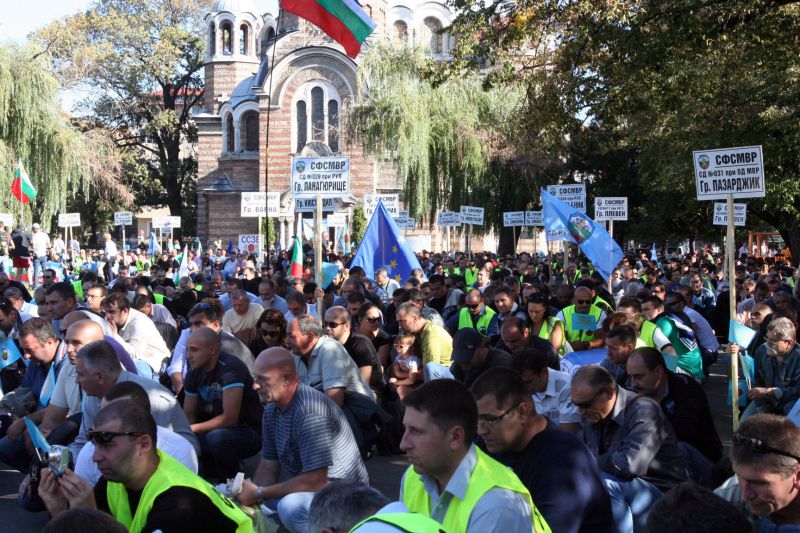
top-left (389, 333), bottom-right (422, 399)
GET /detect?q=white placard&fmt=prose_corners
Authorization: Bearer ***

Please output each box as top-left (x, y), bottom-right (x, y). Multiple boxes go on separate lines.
top-left (295, 197), bottom-right (336, 213)
top-left (241, 192), bottom-right (281, 217)
top-left (152, 216), bottom-right (181, 231)
top-left (238, 234), bottom-right (261, 253)
top-left (594, 197), bottom-right (628, 221)
top-left (546, 184), bottom-right (587, 212)
top-left (395, 216), bottom-right (416, 229)
top-left (291, 156), bottom-right (350, 199)
top-left (114, 211), bottom-right (133, 226)
top-left (525, 211), bottom-right (543, 226)
top-left (503, 211), bottom-right (525, 227)
top-left (693, 146), bottom-right (765, 200)
top-left (713, 203), bottom-right (747, 227)
top-left (438, 211), bottom-right (461, 227)
top-left (460, 206), bottom-right (485, 225)
top-left (327, 213), bottom-right (347, 227)
top-left (58, 213), bottom-right (81, 228)
top-left (398, 210), bottom-right (409, 219)
top-left (0, 213), bottom-right (13, 228)
top-left (364, 194), bottom-right (400, 219)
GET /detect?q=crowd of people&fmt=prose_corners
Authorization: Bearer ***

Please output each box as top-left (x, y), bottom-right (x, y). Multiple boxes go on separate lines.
top-left (0, 221), bottom-right (798, 532)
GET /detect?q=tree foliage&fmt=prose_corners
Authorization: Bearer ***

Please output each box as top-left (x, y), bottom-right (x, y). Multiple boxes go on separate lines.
top-left (35, 0), bottom-right (212, 228)
top-left (0, 42), bottom-right (130, 232)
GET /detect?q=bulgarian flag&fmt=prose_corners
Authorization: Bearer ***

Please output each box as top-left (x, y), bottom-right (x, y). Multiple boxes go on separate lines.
top-left (281, 0), bottom-right (377, 59)
top-left (290, 236), bottom-right (304, 278)
top-left (11, 160), bottom-right (37, 204)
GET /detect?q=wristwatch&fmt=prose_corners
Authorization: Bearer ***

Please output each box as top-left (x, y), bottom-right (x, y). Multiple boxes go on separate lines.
top-left (257, 486), bottom-right (264, 503)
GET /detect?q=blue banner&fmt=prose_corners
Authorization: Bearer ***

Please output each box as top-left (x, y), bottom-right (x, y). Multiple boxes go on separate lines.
top-left (24, 417), bottom-right (51, 453)
top-left (349, 199), bottom-right (423, 283)
top-left (541, 188), bottom-right (624, 281)
top-left (0, 338), bottom-right (22, 369)
top-left (729, 320), bottom-right (757, 348)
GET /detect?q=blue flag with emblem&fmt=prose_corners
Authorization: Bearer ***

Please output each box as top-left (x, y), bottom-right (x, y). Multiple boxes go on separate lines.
top-left (350, 199), bottom-right (423, 283)
top-left (24, 417), bottom-right (51, 453)
top-left (541, 188), bottom-right (623, 281)
top-left (147, 232), bottom-right (161, 259)
top-left (0, 338), bottom-right (22, 369)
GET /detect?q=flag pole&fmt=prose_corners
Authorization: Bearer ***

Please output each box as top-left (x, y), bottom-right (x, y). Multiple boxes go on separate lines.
top-left (263, 10), bottom-right (283, 254)
top-left (728, 193), bottom-right (739, 430)
top-left (315, 193), bottom-right (324, 324)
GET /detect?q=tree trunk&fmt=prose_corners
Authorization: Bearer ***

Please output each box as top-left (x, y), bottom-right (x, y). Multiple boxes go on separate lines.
top-left (779, 226), bottom-right (800, 268)
top-left (497, 226), bottom-right (519, 256)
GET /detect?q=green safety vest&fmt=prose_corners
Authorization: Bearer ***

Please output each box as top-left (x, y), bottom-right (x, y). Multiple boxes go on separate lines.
top-left (352, 512), bottom-right (449, 532)
top-left (457, 306), bottom-right (496, 337)
top-left (153, 293), bottom-right (165, 305)
top-left (402, 447), bottom-right (551, 533)
top-left (561, 304), bottom-right (603, 343)
top-left (464, 268), bottom-right (478, 287)
top-left (637, 320), bottom-right (657, 349)
top-left (593, 295), bottom-right (613, 312)
top-left (107, 450), bottom-right (253, 533)
top-left (195, 284), bottom-right (203, 292)
top-left (71, 280), bottom-right (84, 300)
top-left (532, 316), bottom-right (567, 355)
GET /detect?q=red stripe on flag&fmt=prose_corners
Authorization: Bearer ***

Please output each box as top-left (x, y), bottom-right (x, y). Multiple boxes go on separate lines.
top-left (281, 0), bottom-right (363, 58)
top-left (10, 179), bottom-right (30, 205)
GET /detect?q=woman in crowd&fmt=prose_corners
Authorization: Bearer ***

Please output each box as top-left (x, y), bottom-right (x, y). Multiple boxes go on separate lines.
top-left (250, 309), bottom-right (288, 355)
top-left (357, 303), bottom-right (392, 368)
top-left (527, 293), bottom-right (567, 355)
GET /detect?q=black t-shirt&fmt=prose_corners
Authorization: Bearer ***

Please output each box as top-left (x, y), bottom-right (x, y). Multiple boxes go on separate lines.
top-left (371, 328), bottom-right (393, 354)
top-left (489, 421), bottom-right (614, 533)
top-left (94, 477), bottom-right (240, 533)
top-left (450, 347), bottom-right (512, 388)
top-left (428, 296), bottom-right (446, 314)
top-left (10, 229), bottom-right (29, 258)
top-left (184, 352), bottom-right (263, 431)
top-left (344, 332), bottom-right (384, 390)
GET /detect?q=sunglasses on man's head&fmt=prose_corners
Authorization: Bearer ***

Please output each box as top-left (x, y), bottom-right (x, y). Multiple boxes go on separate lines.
top-left (733, 433), bottom-right (800, 462)
top-left (87, 429), bottom-right (146, 445)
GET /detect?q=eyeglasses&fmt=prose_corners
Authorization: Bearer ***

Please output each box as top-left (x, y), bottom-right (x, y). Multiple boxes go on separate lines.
top-left (87, 429), bottom-right (146, 445)
top-left (733, 433), bottom-right (800, 463)
top-left (576, 299), bottom-right (592, 305)
top-left (362, 316), bottom-right (381, 323)
top-left (466, 303), bottom-right (480, 310)
top-left (573, 389), bottom-right (606, 410)
top-left (324, 321), bottom-right (346, 329)
top-left (478, 403), bottom-right (521, 427)
top-left (260, 329), bottom-right (280, 338)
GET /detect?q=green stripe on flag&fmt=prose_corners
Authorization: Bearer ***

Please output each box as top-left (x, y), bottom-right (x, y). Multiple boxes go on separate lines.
top-left (317, 0), bottom-right (374, 43)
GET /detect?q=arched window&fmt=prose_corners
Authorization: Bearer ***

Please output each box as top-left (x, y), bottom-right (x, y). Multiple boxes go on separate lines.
top-left (239, 23), bottom-right (250, 55)
top-left (209, 23), bottom-right (216, 55)
top-left (328, 100), bottom-right (339, 153)
top-left (311, 87), bottom-right (325, 142)
top-left (422, 17), bottom-right (443, 55)
top-left (221, 22), bottom-right (233, 55)
top-left (266, 27), bottom-right (275, 44)
top-left (225, 114), bottom-right (235, 152)
top-left (296, 101), bottom-right (307, 152)
top-left (392, 21), bottom-right (408, 46)
top-left (242, 112), bottom-right (259, 151)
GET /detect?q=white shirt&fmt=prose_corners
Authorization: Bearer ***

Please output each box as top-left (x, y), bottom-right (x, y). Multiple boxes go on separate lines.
top-left (75, 426), bottom-right (198, 486)
top-left (532, 368), bottom-right (581, 425)
top-left (116, 308), bottom-right (172, 372)
top-left (31, 231), bottom-right (49, 257)
top-left (222, 302), bottom-right (263, 334)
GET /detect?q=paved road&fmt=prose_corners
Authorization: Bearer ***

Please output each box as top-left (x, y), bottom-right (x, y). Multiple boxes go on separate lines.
top-left (0, 358), bottom-right (734, 531)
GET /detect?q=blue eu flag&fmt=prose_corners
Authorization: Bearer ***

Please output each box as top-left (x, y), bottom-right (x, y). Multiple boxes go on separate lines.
top-left (350, 199), bottom-right (423, 283)
top-left (541, 188), bottom-right (623, 281)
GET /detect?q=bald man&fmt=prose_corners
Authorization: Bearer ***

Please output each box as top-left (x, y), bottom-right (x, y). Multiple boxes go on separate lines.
top-left (237, 348), bottom-right (368, 533)
top-left (182, 327), bottom-right (262, 482)
top-left (556, 286), bottom-right (607, 351)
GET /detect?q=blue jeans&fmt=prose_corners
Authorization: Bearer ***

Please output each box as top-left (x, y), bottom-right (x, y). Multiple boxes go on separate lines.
top-left (197, 425), bottom-right (261, 482)
top-left (267, 491), bottom-right (314, 533)
top-left (424, 362), bottom-right (454, 382)
top-left (0, 434), bottom-right (30, 472)
top-left (32, 256), bottom-right (47, 288)
top-left (603, 473), bottom-right (663, 532)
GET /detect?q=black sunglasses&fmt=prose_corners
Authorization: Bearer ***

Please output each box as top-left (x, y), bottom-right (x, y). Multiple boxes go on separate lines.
top-left (467, 303), bottom-right (480, 310)
top-left (260, 329), bottom-right (280, 338)
top-left (576, 299), bottom-right (592, 305)
top-left (324, 321), bottom-right (346, 329)
top-left (88, 429), bottom-right (146, 445)
top-left (733, 433), bottom-right (800, 463)
top-left (573, 389), bottom-right (606, 410)
top-left (362, 316), bottom-right (381, 323)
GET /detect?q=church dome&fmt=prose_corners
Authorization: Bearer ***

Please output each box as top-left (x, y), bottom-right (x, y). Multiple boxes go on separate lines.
top-left (213, 0), bottom-right (259, 15)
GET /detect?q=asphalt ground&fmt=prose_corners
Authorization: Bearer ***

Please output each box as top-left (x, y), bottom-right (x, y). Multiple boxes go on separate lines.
top-left (0, 358), bottom-right (733, 532)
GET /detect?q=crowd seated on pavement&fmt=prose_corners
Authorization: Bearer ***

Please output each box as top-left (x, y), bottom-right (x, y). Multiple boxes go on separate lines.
top-left (1, 236), bottom-right (800, 532)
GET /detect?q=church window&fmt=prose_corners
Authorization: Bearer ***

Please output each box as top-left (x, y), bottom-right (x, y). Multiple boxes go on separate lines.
top-left (225, 114), bottom-right (234, 153)
top-left (296, 100), bottom-right (307, 151)
top-left (328, 100), bottom-right (339, 153)
top-left (239, 24), bottom-right (250, 55)
top-left (422, 17), bottom-right (443, 55)
top-left (209, 23), bottom-right (216, 55)
top-left (221, 22), bottom-right (233, 55)
top-left (311, 87), bottom-right (325, 142)
top-left (243, 112), bottom-right (259, 152)
top-left (392, 21), bottom-right (408, 46)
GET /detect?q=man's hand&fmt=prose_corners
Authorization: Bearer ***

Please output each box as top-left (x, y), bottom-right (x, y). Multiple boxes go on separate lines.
top-left (105, 317), bottom-right (118, 336)
top-left (728, 343), bottom-right (740, 357)
top-left (749, 387), bottom-right (767, 400)
top-left (236, 479), bottom-right (259, 507)
top-left (314, 287), bottom-right (324, 301)
top-left (58, 470), bottom-right (96, 510)
top-left (38, 469), bottom-right (68, 516)
top-left (6, 418), bottom-right (26, 441)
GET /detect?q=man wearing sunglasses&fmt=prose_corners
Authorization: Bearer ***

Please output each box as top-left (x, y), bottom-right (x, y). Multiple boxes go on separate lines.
top-left (445, 289), bottom-right (498, 339)
top-left (323, 307), bottom-right (382, 393)
top-left (556, 286), bottom-right (607, 352)
top-left (39, 399), bottom-right (252, 532)
top-left (571, 365), bottom-right (686, 532)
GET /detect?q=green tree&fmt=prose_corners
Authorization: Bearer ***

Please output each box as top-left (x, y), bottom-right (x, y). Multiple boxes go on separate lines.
top-left (0, 43), bottom-right (130, 232)
top-left (351, 205), bottom-right (367, 247)
top-left (35, 0), bottom-right (212, 230)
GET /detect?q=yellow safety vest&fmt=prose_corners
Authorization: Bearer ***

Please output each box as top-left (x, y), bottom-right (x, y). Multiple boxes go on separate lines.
top-left (637, 320), bottom-right (657, 349)
top-left (153, 293), bottom-right (165, 305)
top-left (106, 450), bottom-right (253, 533)
top-left (457, 306), bottom-right (496, 337)
top-left (533, 316), bottom-right (566, 355)
top-left (352, 512), bottom-right (450, 532)
top-left (464, 268), bottom-right (478, 288)
top-left (402, 447), bottom-right (551, 533)
top-left (561, 304), bottom-right (602, 343)
top-left (71, 280), bottom-right (84, 300)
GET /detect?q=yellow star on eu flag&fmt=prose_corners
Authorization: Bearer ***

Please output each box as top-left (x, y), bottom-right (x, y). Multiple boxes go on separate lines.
top-left (392, 245), bottom-right (398, 254)
top-left (390, 260), bottom-right (398, 268)
top-left (394, 274), bottom-right (402, 282)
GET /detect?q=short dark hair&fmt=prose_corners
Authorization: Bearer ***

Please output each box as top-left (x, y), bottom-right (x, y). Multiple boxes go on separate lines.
top-left (428, 274), bottom-right (445, 286)
top-left (187, 300), bottom-right (224, 323)
top-left (606, 325), bottom-right (638, 346)
top-left (470, 368), bottom-right (533, 410)
top-left (45, 282), bottom-right (76, 303)
top-left (646, 482), bottom-right (751, 533)
top-left (19, 318), bottom-right (57, 344)
top-left (104, 381), bottom-right (151, 412)
top-left (629, 347), bottom-right (666, 370)
top-left (617, 297), bottom-right (642, 313)
top-left (102, 292), bottom-right (130, 312)
top-left (77, 340), bottom-right (121, 374)
top-left (510, 348), bottom-right (549, 375)
top-left (93, 398), bottom-right (157, 450)
top-left (403, 379), bottom-right (477, 445)
top-left (43, 508), bottom-right (128, 533)
top-left (131, 294), bottom-right (151, 312)
top-left (731, 414), bottom-right (800, 476)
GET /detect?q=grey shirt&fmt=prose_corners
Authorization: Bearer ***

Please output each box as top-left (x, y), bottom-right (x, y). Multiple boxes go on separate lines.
top-left (294, 336), bottom-right (376, 402)
top-left (70, 370), bottom-right (199, 458)
top-left (579, 386), bottom-right (687, 492)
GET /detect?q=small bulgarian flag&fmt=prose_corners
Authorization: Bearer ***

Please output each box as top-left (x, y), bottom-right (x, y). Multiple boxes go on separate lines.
top-left (11, 160), bottom-right (37, 204)
top-left (280, 0), bottom-right (377, 59)
top-left (290, 235), bottom-right (304, 278)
